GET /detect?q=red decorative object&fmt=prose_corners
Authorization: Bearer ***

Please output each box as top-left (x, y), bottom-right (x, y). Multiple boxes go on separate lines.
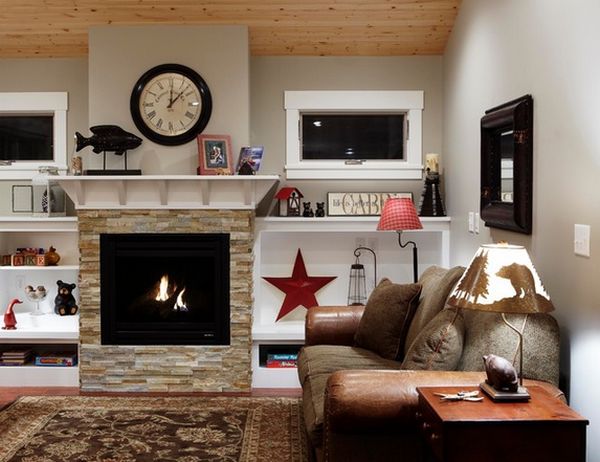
top-left (263, 249), bottom-right (336, 321)
top-left (275, 187), bottom-right (303, 217)
top-left (3, 298), bottom-right (22, 330)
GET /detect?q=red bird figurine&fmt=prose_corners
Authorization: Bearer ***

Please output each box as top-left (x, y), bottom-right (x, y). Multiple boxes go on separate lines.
top-left (3, 298), bottom-right (22, 330)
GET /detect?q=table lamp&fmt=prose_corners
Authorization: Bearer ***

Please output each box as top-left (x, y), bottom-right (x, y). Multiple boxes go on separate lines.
top-left (447, 243), bottom-right (554, 401)
top-left (377, 198), bottom-right (422, 283)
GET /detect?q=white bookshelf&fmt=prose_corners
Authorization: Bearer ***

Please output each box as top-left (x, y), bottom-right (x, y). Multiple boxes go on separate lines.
top-left (251, 216), bottom-right (451, 388)
top-left (0, 217), bottom-right (79, 387)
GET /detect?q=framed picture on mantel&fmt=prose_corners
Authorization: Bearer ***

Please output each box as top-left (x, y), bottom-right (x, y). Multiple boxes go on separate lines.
top-left (197, 134), bottom-right (234, 175)
top-left (327, 192), bottom-right (413, 216)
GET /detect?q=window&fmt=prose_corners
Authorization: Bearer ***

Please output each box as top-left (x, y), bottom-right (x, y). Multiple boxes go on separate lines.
top-left (285, 91), bottom-right (423, 179)
top-left (0, 92), bottom-right (68, 179)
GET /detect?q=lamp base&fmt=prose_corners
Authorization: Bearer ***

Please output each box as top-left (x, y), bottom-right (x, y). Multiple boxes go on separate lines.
top-left (480, 381), bottom-right (531, 402)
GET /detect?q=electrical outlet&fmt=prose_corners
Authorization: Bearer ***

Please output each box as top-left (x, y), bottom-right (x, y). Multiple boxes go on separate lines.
top-left (367, 238), bottom-right (378, 252)
top-left (355, 237), bottom-right (366, 249)
top-left (15, 274), bottom-right (25, 290)
top-left (574, 224), bottom-right (591, 257)
top-left (468, 212), bottom-right (475, 233)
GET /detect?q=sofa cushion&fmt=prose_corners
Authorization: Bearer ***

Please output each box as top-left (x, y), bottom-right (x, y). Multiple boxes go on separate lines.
top-left (404, 265), bottom-right (465, 357)
top-left (353, 279), bottom-right (422, 360)
top-left (297, 345), bottom-right (401, 447)
top-left (457, 310), bottom-right (560, 386)
top-left (401, 308), bottom-right (465, 371)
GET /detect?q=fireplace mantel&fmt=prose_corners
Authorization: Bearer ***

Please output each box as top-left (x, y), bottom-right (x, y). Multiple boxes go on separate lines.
top-left (57, 175), bottom-right (280, 210)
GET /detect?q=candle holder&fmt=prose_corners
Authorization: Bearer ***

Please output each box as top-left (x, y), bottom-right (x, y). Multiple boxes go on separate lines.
top-left (25, 285), bottom-right (48, 316)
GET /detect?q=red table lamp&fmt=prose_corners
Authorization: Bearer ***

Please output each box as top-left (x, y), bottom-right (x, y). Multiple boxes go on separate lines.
top-left (377, 198), bottom-right (423, 282)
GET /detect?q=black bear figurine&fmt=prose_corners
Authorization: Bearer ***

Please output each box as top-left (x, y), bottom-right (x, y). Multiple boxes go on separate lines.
top-left (302, 202), bottom-right (315, 217)
top-left (315, 202), bottom-right (325, 217)
top-left (54, 280), bottom-right (79, 316)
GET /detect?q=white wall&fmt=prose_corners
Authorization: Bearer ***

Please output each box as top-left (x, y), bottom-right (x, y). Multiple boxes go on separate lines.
top-left (250, 56), bottom-right (444, 212)
top-left (88, 26), bottom-right (250, 174)
top-left (0, 58), bottom-right (88, 214)
top-left (443, 1), bottom-right (600, 459)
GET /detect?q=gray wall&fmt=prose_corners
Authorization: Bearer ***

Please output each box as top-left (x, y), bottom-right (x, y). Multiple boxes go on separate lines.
top-left (443, 1), bottom-right (600, 459)
top-left (88, 25), bottom-right (250, 173)
top-left (0, 58), bottom-right (88, 214)
top-left (250, 56), bottom-right (443, 211)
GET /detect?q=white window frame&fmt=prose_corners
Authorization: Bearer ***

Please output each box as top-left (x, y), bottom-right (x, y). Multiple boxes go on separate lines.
top-left (284, 90), bottom-right (423, 180)
top-left (0, 92), bottom-right (68, 179)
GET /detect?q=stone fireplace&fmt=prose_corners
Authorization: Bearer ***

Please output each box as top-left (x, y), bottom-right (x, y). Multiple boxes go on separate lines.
top-left (78, 209), bottom-right (254, 392)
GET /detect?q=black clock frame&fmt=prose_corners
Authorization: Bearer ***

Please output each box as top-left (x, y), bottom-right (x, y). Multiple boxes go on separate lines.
top-left (130, 63), bottom-right (212, 146)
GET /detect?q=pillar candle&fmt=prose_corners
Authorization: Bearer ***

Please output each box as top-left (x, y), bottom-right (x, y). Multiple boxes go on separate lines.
top-left (425, 153), bottom-right (440, 173)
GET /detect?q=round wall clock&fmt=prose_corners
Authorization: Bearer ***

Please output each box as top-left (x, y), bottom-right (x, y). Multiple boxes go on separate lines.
top-left (130, 63), bottom-right (212, 146)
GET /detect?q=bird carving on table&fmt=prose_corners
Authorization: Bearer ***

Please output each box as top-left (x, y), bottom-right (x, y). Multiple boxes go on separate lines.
top-left (3, 298), bottom-right (22, 330)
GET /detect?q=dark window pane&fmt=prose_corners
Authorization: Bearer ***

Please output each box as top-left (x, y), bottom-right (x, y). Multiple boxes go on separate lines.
top-left (302, 114), bottom-right (404, 160)
top-left (0, 116), bottom-right (54, 161)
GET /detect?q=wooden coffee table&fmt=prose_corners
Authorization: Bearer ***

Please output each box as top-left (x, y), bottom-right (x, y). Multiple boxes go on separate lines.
top-left (417, 385), bottom-right (588, 462)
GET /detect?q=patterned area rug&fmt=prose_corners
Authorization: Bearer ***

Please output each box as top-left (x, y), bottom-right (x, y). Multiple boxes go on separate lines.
top-left (0, 396), bottom-right (307, 462)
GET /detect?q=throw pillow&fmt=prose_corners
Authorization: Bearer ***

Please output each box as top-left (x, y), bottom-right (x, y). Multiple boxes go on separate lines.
top-left (353, 278), bottom-right (422, 361)
top-left (401, 307), bottom-right (465, 371)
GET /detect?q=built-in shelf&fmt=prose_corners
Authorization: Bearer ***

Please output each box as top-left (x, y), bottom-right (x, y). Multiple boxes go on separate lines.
top-left (0, 265), bottom-right (79, 271)
top-left (57, 175), bottom-right (280, 210)
top-left (0, 216), bottom-right (78, 232)
top-left (0, 313), bottom-right (79, 341)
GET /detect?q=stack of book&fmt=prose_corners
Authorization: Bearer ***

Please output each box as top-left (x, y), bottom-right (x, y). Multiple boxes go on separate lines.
top-left (34, 352), bottom-right (78, 367)
top-left (266, 352), bottom-right (298, 368)
top-left (0, 349), bottom-right (32, 366)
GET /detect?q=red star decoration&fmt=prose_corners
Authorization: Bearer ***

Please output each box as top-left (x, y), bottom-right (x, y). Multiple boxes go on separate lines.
top-left (263, 249), bottom-right (337, 321)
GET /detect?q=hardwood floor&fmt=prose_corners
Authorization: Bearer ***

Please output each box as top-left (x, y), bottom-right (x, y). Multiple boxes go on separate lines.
top-left (0, 387), bottom-right (301, 409)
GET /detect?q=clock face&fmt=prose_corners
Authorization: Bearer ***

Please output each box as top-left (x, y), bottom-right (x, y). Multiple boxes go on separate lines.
top-left (130, 64), bottom-right (212, 146)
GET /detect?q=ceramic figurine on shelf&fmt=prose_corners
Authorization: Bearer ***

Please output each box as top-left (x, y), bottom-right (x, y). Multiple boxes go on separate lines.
top-left (45, 246), bottom-right (60, 266)
top-left (302, 202), bottom-right (315, 217)
top-left (3, 298), bottom-right (22, 330)
top-left (315, 202), bottom-right (325, 217)
top-left (54, 280), bottom-right (78, 316)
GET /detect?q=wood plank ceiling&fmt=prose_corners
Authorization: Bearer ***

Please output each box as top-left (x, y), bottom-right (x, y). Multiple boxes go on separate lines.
top-left (0, 0), bottom-right (461, 58)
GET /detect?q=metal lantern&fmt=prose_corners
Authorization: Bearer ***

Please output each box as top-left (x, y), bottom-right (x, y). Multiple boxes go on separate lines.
top-left (31, 166), bottom-right (66, 217)
top-left (347, 247), bottom-right (377, 306)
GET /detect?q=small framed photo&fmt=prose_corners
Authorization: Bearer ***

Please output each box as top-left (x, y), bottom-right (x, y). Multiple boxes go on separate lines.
top-left (236, 146), bottom-right (264, 175)
top-left (197, 134), bottom-right (234, 175)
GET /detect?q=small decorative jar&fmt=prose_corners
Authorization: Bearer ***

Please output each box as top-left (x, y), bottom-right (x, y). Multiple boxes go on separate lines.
top-left (31, 166), bottom-right (66, 217)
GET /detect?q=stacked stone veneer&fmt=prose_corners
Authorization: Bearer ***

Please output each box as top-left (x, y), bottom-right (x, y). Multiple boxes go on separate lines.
top-left (78, 209), bottom-right (254, 392)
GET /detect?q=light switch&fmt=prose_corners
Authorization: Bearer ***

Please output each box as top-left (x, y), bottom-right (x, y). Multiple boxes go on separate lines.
top-left (475, 212), bottom-right (481, 234)
top-left (468, 212), bottom-right (475, 233)
top-left (574, 224), bottom-right (591, 257)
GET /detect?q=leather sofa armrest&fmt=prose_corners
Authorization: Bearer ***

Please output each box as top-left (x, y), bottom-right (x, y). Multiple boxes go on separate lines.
top-left (324, 369), bottom-right (566, 433)
top-left (305, 305), bottom-right (365, 346)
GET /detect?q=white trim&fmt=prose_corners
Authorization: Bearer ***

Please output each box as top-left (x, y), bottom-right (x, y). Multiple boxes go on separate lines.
top-left (0, 92), bottom-right (69, 179)
top-left (284, 90), bottom-right (424, 180)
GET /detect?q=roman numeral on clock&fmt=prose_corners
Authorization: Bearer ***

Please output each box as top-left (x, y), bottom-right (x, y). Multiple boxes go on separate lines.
top-left (147, 110), bottom-right (156, 119)
top-left (156, 118), bottom-right (163, 129)
top-left (185, 111), bottom-right (194, 119)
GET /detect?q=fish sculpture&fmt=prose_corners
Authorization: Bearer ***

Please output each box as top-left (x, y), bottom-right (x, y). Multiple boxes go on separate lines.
top-left (75, 125), bottom-right (142, 155)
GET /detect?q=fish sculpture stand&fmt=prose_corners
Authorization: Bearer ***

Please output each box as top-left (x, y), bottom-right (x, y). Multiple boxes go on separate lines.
top-left (75, 125), bottom-right (143, 175)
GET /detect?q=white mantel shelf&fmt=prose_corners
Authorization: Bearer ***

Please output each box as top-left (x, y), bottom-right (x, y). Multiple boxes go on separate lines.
top-left (57, 175), bottom-right (280, 210)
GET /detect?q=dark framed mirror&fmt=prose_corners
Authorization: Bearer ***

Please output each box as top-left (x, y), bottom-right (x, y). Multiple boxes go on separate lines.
top-left (480, 95), bottom-right (533, 234)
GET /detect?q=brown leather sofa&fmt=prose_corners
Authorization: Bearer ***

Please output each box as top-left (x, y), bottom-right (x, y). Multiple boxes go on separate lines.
top-left (297, 266), bottom-right (563, 462)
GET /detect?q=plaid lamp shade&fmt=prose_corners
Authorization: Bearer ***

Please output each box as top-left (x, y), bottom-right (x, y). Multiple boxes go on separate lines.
top-left (377, 198), bottom-right (423, 231)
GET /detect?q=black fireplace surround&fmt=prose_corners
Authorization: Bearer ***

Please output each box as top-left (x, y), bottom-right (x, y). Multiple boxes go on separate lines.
top-left (100, 233), bottom-right (230, 346)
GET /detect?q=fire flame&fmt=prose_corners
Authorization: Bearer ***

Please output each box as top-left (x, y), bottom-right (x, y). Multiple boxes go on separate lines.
top-left (154, 275), bottom-right (188, 312)
top-left (155, 275), bottom-right (170, 301)
top-left (174, 287), bottom-right (188, 312)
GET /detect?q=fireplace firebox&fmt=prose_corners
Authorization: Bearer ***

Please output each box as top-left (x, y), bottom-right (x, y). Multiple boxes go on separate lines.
top-left (100, 233), bottom-right (230, 345)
